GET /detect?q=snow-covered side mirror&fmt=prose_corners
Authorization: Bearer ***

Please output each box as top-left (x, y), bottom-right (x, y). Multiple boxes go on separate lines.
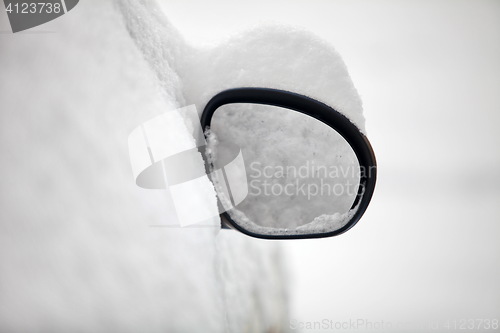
top-left (202, 88), bottom-right (377, 239)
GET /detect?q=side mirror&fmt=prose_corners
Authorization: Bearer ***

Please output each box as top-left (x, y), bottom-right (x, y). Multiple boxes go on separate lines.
top-left (201, 88), bottom-right (377, 239)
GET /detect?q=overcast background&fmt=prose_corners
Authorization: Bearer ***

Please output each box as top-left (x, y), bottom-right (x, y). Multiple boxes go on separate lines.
top-left (1, 1), bottom-right (499, 332)
top-left (162, 0), bottom-right (500, 329)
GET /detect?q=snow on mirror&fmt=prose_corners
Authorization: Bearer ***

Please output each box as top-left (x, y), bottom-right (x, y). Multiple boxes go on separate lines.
top-left (201, 88), bottom-right (376, 239)
top-left (207, 103), bottom-right (361, 238)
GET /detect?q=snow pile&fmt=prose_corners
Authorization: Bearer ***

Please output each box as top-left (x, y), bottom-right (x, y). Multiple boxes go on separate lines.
top-left (118, 0), bottom-right (365, 235)
top-left (180, 24), bottom-right (365, 133)
top-left (208, 103), bottom-right (361, 235)
top-left (175, 18), bottom-right (365, 236)
top-left (0, 0), bottom-right (363, 331)
top-left (295, 206), bottom-right (359, 233)
top-left (0, 1), bottom-right (285, 331)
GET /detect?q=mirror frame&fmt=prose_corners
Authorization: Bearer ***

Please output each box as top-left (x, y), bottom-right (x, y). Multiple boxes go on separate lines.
top-left (201, 88), bottom-right (377, 240)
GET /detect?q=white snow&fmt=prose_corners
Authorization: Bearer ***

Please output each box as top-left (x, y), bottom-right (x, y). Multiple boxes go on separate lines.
top-left (0, 0), bottom-right (364, 331)
top-left (208, 104), bottom-right (361, 235)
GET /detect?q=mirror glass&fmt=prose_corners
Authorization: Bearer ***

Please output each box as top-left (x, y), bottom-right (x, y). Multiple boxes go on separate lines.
top-left (208, 103), bottom-right (361, 236)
